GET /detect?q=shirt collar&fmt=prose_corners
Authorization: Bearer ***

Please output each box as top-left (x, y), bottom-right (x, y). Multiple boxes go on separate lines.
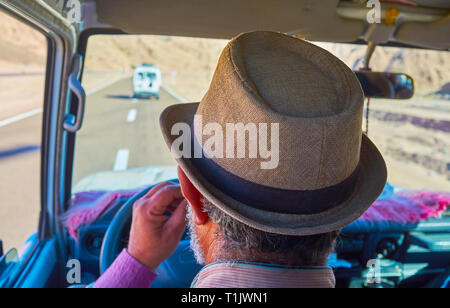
top-left (191, 261), bottom-right (336, 288)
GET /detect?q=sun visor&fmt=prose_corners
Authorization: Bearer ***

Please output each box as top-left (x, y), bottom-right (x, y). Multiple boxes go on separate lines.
top-left (395, 16), bottom-right (450, 50)
top-left (94, 0), bottom-right (364, 42)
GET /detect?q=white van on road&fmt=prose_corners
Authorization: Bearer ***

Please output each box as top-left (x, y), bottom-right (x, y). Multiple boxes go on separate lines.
top-left (133, 64), bottom-right (162, 99)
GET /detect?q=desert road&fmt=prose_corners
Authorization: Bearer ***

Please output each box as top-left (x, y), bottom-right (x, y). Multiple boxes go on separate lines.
top-left (0, 77), bottom-right (182, 251)
top-left (72, 77), bottom-right (181, 184)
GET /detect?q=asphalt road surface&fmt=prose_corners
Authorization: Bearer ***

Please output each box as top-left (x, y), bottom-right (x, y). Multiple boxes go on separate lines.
top-left (0, 77), bottom-right (182, 252)
top-left (0, 112), bottom-right (41, 253)
top-left (73, 77), bottom-right (180, 184)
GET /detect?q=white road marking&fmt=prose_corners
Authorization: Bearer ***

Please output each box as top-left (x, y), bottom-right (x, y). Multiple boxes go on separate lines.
top-left (127, 109), bottom-right (137, 123)
top-left (0, 108), bottom-right (43, 128)
top-left (161, 84), bottom-right (188, 103)
top-left (0, 75), bottom-right (131, 129)
top-left (113, 149), bottom-right (129, 171)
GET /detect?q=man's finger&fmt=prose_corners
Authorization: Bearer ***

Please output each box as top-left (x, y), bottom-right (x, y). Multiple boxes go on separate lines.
top-left (142, 182), bottom-right (171, 200)
top-left (164, 199), bottom-right (188, 238)
top-left (146, 185), bottom-right (183, 216)
top-left (166, 198), bottom-right (185, 213)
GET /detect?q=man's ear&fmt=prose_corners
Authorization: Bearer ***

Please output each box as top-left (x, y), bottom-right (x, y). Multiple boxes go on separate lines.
top-left (177, 166), bottom-right (208, 225)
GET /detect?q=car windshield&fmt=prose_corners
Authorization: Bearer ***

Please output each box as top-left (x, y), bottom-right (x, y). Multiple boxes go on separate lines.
top-left (136, 72), bottom-right (156, 79)
top-left (73, 35), bottom-right (449, 196)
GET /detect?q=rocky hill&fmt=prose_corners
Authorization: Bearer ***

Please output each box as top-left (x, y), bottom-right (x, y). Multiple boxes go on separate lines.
top-left (1, 12), bottom-right (448, 96)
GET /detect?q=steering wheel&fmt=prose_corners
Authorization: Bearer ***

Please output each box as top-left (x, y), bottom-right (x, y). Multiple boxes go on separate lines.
top-left (100, 181), bottom-right (202, 287)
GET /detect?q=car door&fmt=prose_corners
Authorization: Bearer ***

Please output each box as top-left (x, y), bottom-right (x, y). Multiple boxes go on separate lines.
top-left (0, 0), bottom-right (78, 288)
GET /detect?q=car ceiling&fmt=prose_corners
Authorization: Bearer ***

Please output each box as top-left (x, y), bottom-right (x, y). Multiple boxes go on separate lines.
top-left (413, 0), bottom-right (450, 9)
top-left (54, 0), bottom-right (450, 49)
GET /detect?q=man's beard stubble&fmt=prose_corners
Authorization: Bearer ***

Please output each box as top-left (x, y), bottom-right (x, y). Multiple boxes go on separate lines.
top-left (187, 205), bottom-right (207, 265)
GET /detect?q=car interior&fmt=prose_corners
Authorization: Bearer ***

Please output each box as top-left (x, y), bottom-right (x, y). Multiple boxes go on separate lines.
top-left (0, 0), bottom-right (449, 288)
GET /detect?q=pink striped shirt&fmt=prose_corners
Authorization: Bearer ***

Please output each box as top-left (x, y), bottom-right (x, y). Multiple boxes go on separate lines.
top-left (192, 262), bottom-right (336, 288)
top-left (95, 250), bottom-right (335, 288)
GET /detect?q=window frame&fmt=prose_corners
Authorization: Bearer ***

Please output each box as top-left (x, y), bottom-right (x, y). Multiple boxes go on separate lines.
top-left (0, 0), bottom-right (75, 286)
top-left (62, 28), bottom-right (125, 211)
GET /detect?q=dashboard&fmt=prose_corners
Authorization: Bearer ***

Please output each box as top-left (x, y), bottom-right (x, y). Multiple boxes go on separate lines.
top-left (68, 196), bottom-right (450, 288)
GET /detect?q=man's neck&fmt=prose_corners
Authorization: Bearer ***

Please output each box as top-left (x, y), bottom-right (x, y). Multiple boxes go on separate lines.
top-left (207, 249), bottom-right (327, 267)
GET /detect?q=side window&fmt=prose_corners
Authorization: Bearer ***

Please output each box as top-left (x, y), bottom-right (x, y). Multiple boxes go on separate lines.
top-left (0, 11), bottom-right (47, 252)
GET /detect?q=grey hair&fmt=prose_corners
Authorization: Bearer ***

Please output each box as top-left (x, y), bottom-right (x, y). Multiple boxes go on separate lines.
top-left (201, 198), bottom-right (340, 266)
top-left (187, 205), bottom-right (207, 265)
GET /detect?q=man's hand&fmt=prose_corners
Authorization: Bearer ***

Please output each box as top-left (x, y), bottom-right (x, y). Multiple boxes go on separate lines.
top-left (128, 182), bottom-right (188, 272)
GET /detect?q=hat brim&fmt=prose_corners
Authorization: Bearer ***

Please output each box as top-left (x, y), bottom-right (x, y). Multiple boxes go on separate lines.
top-left (160, 103), bottom-right (388, 236)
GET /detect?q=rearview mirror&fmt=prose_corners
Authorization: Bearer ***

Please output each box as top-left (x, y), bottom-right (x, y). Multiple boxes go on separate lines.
top-left (355, 71), bottom-right (414, 99)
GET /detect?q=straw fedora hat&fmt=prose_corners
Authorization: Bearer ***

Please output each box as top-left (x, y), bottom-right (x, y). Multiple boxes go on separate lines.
top-left (160, 31), bottom-right (387, 236)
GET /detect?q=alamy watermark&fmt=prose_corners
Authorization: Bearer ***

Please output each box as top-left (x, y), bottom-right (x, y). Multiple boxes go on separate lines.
top-left (52, 0), bottom-right (81, 25)
top-left (366, 259), bottom-right (382, 284)
top-left (66, 259), bottom-right (81, 284)
top-left (367, 0), bottom-right (381, 24)
top-left (170, 115), bottom-right (280, 170)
